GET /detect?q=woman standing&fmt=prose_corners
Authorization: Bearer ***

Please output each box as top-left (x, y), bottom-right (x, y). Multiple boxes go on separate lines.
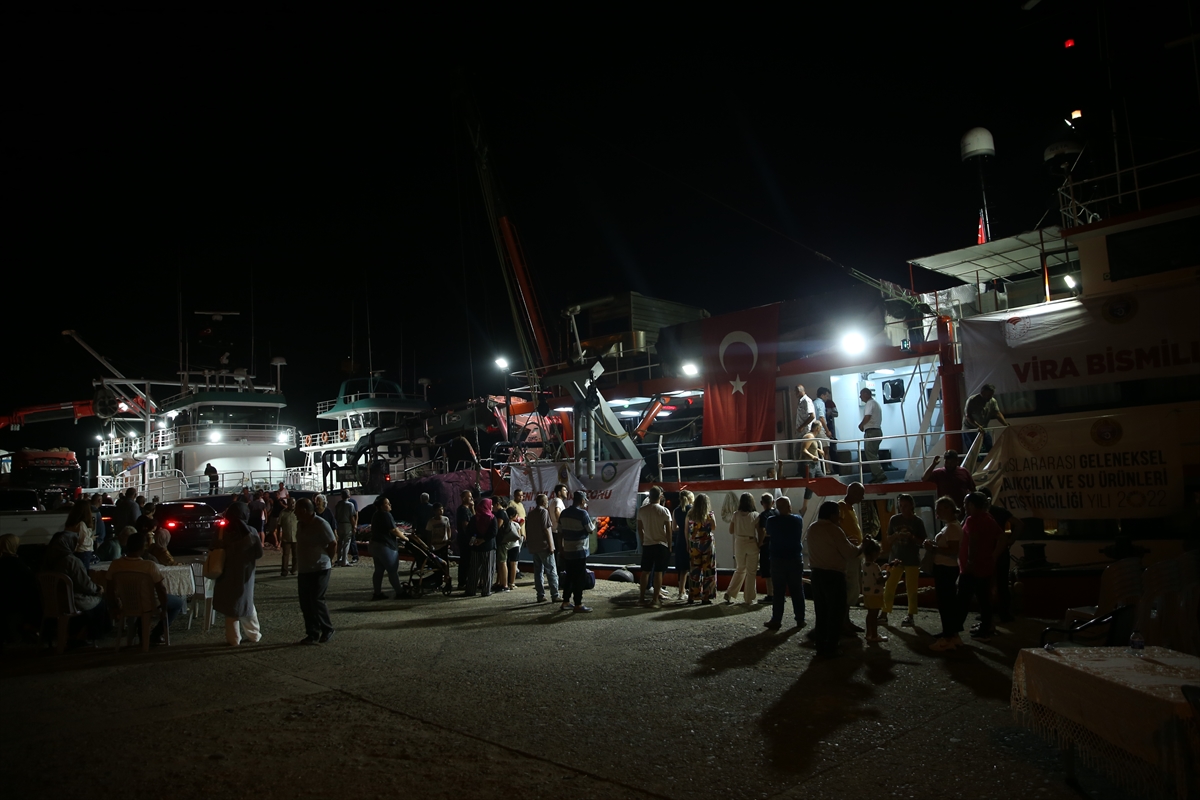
top-left (672, 490), bottom-right (693, 602)
top-left (926, 496), bottom-right (963, 652)
top-left (686, 493), bottom-right (717, 604)
top-left (723, 492), bottom-right (760, 604)
top-left (466, 498), bottom-right (497, 597)
top-left (212, 505), bottom-right (264, 646)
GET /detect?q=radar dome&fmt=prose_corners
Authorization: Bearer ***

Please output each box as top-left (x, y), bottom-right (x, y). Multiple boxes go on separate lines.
top-left (961, 127), bottom-right (996, 161)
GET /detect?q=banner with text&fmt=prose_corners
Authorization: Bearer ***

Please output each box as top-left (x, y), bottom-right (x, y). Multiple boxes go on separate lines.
top-left (510, 459), bottom-right (644, 518)
top-left (975, 413), bottom-right (1183, 519)
top-left (959, 284), bottom-right (1200, 395)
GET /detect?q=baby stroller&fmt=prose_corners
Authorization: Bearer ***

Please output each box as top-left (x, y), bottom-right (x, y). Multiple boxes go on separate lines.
top-left (399, 536), bottom-right (453, 598)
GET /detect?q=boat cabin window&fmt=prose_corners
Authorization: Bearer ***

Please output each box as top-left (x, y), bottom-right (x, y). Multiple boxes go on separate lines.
top-left (195, 405), bottom-right (279, 426)
top-left (349, 414), bottom-right (363, 430)
top-left (362, 412), bottom-right (378, 427)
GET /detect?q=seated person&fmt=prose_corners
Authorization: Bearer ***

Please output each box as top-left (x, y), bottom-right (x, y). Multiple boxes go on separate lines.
top-left (94, 533), bottom-right (122, 562)
top-left (104, 532), bottom-right (184, 646)
top-left (0, 533), bottom-right (40, 644)
top-left (41, 530), bottom-right (109, 644)
top-left (147, 529), bottom-right (177, 567)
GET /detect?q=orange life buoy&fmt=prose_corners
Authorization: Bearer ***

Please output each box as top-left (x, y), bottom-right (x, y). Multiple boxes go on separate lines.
top-left (303, 434), bottom-right (312, 447)
top-left (339, 429), bottom-right (347, 442)
top-left (321, 431), bottom-right (330, 445)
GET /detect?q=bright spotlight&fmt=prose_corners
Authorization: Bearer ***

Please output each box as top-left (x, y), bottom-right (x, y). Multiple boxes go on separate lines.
top-left (495, 357), bottom-right (509, 370)
top-left (681, 363), bottom-right (699, 376)
top-left (1064, 275), bottom-right (1076, 288)
top-left (209, 432), bottom-right (221, 443)
top-left (841, 333), bottom-right (867, 355)
top-left (276, 432), bottom-right (289, 444)
top-left (157, 421), bottom-right (166, 429)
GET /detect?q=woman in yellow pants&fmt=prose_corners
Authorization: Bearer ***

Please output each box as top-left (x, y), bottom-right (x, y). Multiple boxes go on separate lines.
top-left (881, 494), bottom-right (927, 627)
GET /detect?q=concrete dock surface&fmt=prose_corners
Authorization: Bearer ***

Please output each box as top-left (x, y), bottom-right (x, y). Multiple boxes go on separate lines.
top-left (2, 552), bottom-right (1140, 799)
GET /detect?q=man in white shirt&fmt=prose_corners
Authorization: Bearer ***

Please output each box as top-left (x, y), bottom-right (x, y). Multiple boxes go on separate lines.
top-left (794, 384), bottom-right (815, 437)
top-left (548, 483), bottom-right (568, 555)
top-left (858, 388), bottom-right (887, 483)
top-left (636, 486), bottom-right (674, 608)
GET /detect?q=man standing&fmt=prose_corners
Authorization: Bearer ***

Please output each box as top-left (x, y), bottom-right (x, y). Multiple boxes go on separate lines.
top-left (415, 492), bottom-right (434, 540)
top-left (114, 487), bottom-right (141, 532)
top-left (858, 388), bottom-right (887, 483)
top-left (548, 483), bottom-right (568, 558)
top-left (333, 490), bottom-right (358, 567)
top-left (756, 493), bottom-right (777, 603)
top-left (763, 496), bottom-right (806, 630)
top-left (557, 491), bottom-right (595, 613)
top-left (248, 491), bottom-right (267, 536)
top-left (278, 498), bottom-right (298, 577)
top-left (963, 384), bottom-right (1008, 456)
top-left (524, 493), bottom-right (560, 604)
top-left (816, 387), bottom-right (837, 443)
top-left (636, 486), bottom-right (673, 608)
top-left (294, 498), bottom-right (337, 645)
top-left (921, 451), bottom-right (976, 508)
top-left (275, 482), bottom-right (289, 502)
top-left (205, 463), bottom-right (219, 496)
top-left (957, 492), bottom-right (1004, 643)
top-left (794, 384), bottom-right (815, 437)
top-left (455, 490), bottom-right (475, 589)
top-left (879, 493), bottom-right (926, 628)
top-left (806, 501), bottom-right (863, 657)
top-left (838, 483), bottom-right (867, 633)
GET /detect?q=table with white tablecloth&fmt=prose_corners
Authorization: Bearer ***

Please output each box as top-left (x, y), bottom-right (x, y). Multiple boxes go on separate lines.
top-left (1011, 645), bottom-right (1200, 799)
top-left (90, 561), bottom-right (196, 599)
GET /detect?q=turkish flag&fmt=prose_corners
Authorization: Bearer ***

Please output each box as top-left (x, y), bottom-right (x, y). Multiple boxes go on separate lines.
top-left (977, 211), bottom-right (987, 244)
top-left (701, 303), bottom-right (780, 448)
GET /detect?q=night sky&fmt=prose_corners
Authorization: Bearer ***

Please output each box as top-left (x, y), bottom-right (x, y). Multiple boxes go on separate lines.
top-left (5, 4), bottom-right (1197, 456)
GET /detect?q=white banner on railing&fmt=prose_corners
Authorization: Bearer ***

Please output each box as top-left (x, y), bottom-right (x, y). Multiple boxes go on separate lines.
top-left (976, 412), bottom-right (1184, 519)
top-left (959, 285), bottom-right (1200, 395)
top-left (510, 459), bottom-right (645, 518)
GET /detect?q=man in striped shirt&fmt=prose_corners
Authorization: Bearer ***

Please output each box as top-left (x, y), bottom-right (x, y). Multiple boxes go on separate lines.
top-left (557, 491), bottom-right (595, 613)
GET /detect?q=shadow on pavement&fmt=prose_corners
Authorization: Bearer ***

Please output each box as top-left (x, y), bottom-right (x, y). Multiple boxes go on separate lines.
top-left (758, 655), bottom-right (877, 774)
top-left (0, 640), bottom-right (297, 677)
top-left (342, 613), bottom-right (497, 631)
top-left (692, 628), bottom-right (800, 677)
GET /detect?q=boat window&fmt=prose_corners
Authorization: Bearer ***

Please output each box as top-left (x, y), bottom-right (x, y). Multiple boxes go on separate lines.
top-left (195, 406), bottom-right (279, 426)
top-left (362, 412), bottom-right (378, 427)
top-left (349, 415), bottom-right (363, 429)
top-left (378, 412), bottom-right (396, 427)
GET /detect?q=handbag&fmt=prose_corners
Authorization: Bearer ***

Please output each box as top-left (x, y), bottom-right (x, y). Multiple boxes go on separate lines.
top-left (497, 520), bottom-right (522, 549)
top-left (203, 547), bottom-right (225, 580)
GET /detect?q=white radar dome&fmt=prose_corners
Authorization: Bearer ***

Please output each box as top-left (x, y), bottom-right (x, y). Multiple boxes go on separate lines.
top-left (961, 127), bottom-right (996, 161)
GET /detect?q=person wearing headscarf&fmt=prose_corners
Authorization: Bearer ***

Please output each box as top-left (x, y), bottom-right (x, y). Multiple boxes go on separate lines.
top-left (146, 529), bottom-right (177, 567)
top-left (41, 531), bottom-right (109, 643)
top-left (465, 497), bottom-right (497, 597)
top-left (0, 533), bottom-right (40, 643)
top-left (64, 501), bottom-right (96, 569)
top-left (212, 505), bottom-right (264, 646)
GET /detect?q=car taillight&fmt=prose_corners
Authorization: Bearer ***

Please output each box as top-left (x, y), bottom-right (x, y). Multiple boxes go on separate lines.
top-left (167, 521), bottom-right (177, 528)
top-left (218, 519), bottom-right (227, 527)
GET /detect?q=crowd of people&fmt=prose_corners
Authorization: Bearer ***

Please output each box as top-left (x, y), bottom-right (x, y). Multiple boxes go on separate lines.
top-left (1, 464), bottom-right (1017, 659)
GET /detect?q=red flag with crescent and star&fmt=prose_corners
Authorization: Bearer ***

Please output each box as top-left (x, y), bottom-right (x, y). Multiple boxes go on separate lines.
top-left (701, 303), bottom-right (780, 448)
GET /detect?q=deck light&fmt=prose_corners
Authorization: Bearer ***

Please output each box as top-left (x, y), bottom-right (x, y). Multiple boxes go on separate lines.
top-left (276, 432), bottom-right (289, 444)
top-left (495, 357), bottom-right (509, 370)
top-left (682, 363), bottom-right (699, 376)
top-left (841, 332), bottom-right (867, 355)
top-left (209, 432), bottom-right (221, 443)
top-left (553, 406), bottom-right (573, 413)
top-left (1071, 109), bottom-right (1082, 120)
top-left (1064, 275), bottom-right (1076, 288)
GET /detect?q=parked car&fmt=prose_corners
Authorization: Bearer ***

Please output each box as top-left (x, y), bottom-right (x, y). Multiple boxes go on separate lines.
top-left (153, 501), bottom-right (225, 552)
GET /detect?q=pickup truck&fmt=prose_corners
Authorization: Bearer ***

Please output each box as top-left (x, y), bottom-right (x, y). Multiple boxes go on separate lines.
top-left (0, 488), bottom-right (69, 547)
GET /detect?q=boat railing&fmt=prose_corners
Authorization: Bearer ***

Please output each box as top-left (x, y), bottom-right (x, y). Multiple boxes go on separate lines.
top-left (98, 425), bottom-right (295, 458)
top-left (316, 392), bottom-right (413, 413)
top-left (653, 426), bottom-right (986, 486)
top-left (284, 466), bottom-right (321, 492)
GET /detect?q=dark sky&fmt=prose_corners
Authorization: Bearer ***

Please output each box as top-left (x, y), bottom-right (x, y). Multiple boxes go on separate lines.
top-left (5, 4), bottom-right (1197, 455)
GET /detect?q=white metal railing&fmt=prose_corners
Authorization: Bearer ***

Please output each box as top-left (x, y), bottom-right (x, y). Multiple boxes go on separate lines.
top-left (286, 466), bottom-right (321, 492)
top-left (654, 427), bottom-right (988, 486)
top-left (99, 424), bottom-right (295, 459)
